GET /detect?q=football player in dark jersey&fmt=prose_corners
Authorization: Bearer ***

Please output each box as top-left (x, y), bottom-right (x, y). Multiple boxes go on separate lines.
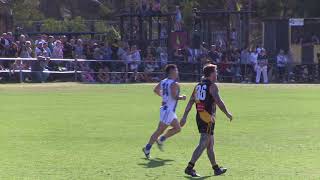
top-left (180, 64), bottom-right (233, 177)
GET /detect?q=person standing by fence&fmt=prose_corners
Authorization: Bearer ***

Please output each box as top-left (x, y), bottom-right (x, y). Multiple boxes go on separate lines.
top-left (31, 56), bottom-right (50, 83)
top-left (128, 45), bottom-right (141, 82)
top-left (240, 47), bottom-right (250, 80)
top-left (277, 49), bottom-right (288, 83)
top-left (249, 49), bottom-right (258, 82)
top-left (32, 42), bottom-right (51, 83)
top-left (256, 49), bottom-right (268, 84)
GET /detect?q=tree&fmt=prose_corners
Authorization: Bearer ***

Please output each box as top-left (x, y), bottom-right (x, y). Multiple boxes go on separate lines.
top-left (253, 0), bottom-right (320, 18)
top-left (41, 18), bottom-right (68, 32)
top-left (12, 0), bottom-right (44, 22)
top-left (39, 0), bottom-right (111, 19)
top-left (177, 0), bottom-right (225, 10)
top-left (42, 16), bottom-right (89, 32)
top-left (179, 1), bottom-right (198, 31)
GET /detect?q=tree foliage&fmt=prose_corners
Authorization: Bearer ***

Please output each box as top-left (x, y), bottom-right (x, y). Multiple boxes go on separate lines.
top-left (254, 0), bottom-right (320, 18)
top-left (41, 19), bottom-right (68, 32)
top-left (180, 1), bottom-right (198, 31)
top-left (12, 0), bottom-right (44, 21)
top-left (42, 16), bottom-right (88, 32)
top-left (178, 0), bottom-right (320, 18)
top-left (10, 0), bottom-right (320, 23)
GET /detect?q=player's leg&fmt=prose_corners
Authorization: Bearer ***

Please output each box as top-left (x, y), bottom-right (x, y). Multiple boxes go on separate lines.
top-left (190, 133), bottom-right (209, 163)
top-left (159, 119), bottom-right (181, 141)
top-left (207, 134), bottom-right (216, 166)
top-left (156, 119), bottom-right (181, 151)
top-left (185, 133), bottom-right (209, 177)
top-left (206, 123), bottom-right (217, 166)
top-left (206, 134), bottom-right (227, 175)
top-left (143, 121), bottom-right (168, 159)
top-left (148, 121), bottom-right (168, 145)
top-left (143, 107), bottom-right (171, 157)
top-left (156, 111), bottom-right (181, 150)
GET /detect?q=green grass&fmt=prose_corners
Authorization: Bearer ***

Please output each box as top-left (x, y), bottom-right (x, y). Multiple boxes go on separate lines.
top-left (0, 83), bottom-right (319, 180)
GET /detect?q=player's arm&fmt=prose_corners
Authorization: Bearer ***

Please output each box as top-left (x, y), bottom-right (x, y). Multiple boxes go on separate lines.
top-left (210, 84), bottom-right (233, 121)
top-left (171, 82), bottom-right (186, 101)
top-left (153, 82), bottom-right (161, 97)
top-left (180, 90), bottom-right (195, 127)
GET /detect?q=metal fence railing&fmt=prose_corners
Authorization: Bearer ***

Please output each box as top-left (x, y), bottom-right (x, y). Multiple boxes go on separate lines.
top-left (0, 57), bottom-right (319, 83)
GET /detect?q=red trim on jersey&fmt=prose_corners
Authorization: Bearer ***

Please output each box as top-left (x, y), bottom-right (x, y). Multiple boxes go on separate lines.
top-left (196, 102), bottom-right (205, 112)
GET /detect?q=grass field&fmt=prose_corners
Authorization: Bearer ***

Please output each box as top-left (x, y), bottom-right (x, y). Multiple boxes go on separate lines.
top-left (0, 83), bottom-right (319, 180)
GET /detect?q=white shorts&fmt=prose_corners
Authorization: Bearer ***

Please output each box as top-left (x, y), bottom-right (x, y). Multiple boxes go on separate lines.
top-left (160, 107), bottom-right (177, 125)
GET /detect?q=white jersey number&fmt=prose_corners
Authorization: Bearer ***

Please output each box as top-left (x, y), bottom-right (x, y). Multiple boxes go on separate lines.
top-left (196, 85), bottom-right (207, 100)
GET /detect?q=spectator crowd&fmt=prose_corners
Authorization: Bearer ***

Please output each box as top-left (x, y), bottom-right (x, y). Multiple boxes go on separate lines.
top-left (0, 30), bottom-right (315, 84)
top-left (167, 41), bottom-right (316, 84)
top-left (1, 1), bottom-right (319, 84)
top-left (0, 32), bottom-right (168, 83)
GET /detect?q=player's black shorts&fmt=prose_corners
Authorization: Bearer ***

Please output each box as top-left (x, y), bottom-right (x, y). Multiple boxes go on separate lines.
top-left (196, 114), bottom-right (215, 135)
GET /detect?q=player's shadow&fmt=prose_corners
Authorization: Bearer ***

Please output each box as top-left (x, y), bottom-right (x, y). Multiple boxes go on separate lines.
top-left (183, 175), bottom-right (212, 180)
top-left (138, 158), bottom-right (174, 168)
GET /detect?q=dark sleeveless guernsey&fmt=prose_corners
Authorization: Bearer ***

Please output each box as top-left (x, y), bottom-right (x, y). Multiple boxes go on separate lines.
top-left (193, 79), bottom-right (216, 135)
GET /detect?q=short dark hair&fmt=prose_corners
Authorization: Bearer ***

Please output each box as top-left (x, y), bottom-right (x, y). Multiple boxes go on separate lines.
top-left (203, 64), bottom-right (217, 77)
top-left (165, 64), bottom-right (177, 75)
